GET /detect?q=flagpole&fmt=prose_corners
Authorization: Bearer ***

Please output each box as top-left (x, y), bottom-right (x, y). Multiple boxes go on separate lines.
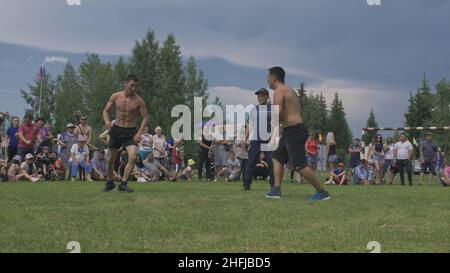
top-left (38, 66), bottom-right (44, 117)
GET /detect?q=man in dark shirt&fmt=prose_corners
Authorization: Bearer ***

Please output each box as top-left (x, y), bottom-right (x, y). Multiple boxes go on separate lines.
top-left (419, 132), bottom-right (438, 185)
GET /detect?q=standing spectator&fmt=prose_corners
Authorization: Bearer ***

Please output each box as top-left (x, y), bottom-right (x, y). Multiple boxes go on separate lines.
top-left (306, 133), bottom-right (319, 172)
top-left (91, 150), bottom-right (108, 181)
top-left (213, 135), bottom-right (229, 181)
top-left (354, 159), bottom-right (374, 185)
top-left (382, 137), bottom-right (395, 183)
top-left (369, 134), bottom-right (384, 185)
top-left (35, 117), bottom-right (50, 151)
top-left (17, 114), bottom-right (41, 159)
top-left (198, 127), bottom-right (213, 181)
top-left (6, 116), bottom-right (20, 162)
top-left (172, 141), bottom-right (182, 175)
top-left (243, 88), bottom-right (274, 190)
top-left (327, 162), bottom-right (347, 185)
top-left (348, 138), bottom-right (362, 170)
top-left (234, 125), bottom-right (248, 180)
top-left (57, 123), bottom-right (77, 173)
top-left (69, 135), bottom-right (92, 181)
top-left (419, 132), bottom-right (438, 185)
top-left (74, 116), bottom-right (92, 145)
top-left (393, 133), bottom-right (413, 186)
top-left (0, 111), bottom-right (9, 158)
top-left (325, 132), bottom-right (337, 183)
top-left (434, 147), bottom-right (445, 178)
top-left (152, 126), bottom-right (167, 165)
top-left (7, 155), bottom-right (39, 182)
top-left (138, 126), bottom-right (153, 161)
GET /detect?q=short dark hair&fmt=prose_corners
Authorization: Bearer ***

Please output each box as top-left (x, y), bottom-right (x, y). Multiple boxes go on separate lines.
top-left (126, 74), bottom-right (139, 83)
top-left (35, 117), bottom-right (45, 122)
top-left (268, 66), bottom-right (285, 83)
top-left (24, 114), bottom-right (33, 121)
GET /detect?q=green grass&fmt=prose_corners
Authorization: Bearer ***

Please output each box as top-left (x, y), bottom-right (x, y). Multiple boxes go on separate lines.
top-left (1, 172), bottom-right (449, 253)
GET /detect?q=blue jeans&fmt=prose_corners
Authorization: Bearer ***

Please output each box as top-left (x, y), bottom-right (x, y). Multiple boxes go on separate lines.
top-left (70, 160), bottom-right (92, 179)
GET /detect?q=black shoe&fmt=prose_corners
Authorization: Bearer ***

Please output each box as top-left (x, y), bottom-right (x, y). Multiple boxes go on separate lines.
top-left (243, 186), bottom-right (251, 191)
top-left (103, 181), bottom-right (116, 192)
top-left (118, 183), bottom-right (135, 193)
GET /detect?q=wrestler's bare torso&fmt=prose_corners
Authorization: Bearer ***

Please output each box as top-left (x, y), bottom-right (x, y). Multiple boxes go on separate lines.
top-left (103, 91), bottom-right (147, 129)
top-left (273, 84), bottom-right (303, 129)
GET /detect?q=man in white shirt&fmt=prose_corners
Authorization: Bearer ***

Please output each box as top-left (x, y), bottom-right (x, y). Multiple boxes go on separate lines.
top-left (69, 135), bottom-right (92, 181)
top-left (393, 133), bottom-right (413, 186)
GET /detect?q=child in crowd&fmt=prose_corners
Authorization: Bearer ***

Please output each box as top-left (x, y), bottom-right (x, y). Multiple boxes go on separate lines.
top-left (217, 151), bottom-right (241, 182)
top-left (7, 155), bottom-right (40, 182)
top-left (21, 154), bottom-right (42, 180)
top-left (440, 162), bottom-right (450, 187)
top-left (327, 162), bottom-right (347, 185)
top-left (179, 159), bottom-right (196, 182)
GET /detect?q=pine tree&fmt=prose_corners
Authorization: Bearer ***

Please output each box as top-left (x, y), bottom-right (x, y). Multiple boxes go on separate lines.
top-left (328, 93), bottom-right (353, 157)
top-left (364, 108), bottom-right (378, 144)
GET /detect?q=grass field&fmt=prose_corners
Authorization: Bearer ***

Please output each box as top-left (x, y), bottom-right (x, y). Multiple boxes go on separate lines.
top-left (1, 171), bottom-right (449, 253)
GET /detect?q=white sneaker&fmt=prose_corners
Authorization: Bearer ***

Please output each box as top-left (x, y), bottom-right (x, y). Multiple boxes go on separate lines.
top-left (325, 180), bottom-right (333, 185)
top-left (31, 177), bottom-right (40, 183)
top-left (137, 177), bottom-right (147, 183)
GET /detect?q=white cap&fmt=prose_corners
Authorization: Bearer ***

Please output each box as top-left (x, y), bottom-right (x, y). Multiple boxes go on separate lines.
top-left (25, 153), bottom-right (34, 160)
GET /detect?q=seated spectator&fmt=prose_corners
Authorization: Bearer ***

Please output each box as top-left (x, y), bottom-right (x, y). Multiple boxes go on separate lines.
top-left (327, 162), bottom-right (347, 185)
top-left (179, 159), bottom-right (196, 182)
top-left (48, 152), bottom-right (65, 181)
top-left (7, 155), bottom-right (40, 182)
top-left (354, 159), bottom-right (374, 185)
top-left (36, 146), bottom-right (51, 180)
top-left (217, 151), bottom-right (241, 182)
top-left (133, 154), bottom-right (151, 182)
top-left (69, 135), bottom-right (92, 182)
top-left (91, 150), bottom-right (108, 181)
top-left (253, 152), bottom-right (269, 180)
top-left (440, 163), bottom-right (450, 187)
top-left (143, 153), bottom-right (176, 182)
top-left (21, 154), bottom-right (42, 180)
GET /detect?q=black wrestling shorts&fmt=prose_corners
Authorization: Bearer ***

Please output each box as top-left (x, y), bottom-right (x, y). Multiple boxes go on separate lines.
top-left (108, 125), bottom-right (138, 149)
top-left (272, 123), bottom-right (309, 170)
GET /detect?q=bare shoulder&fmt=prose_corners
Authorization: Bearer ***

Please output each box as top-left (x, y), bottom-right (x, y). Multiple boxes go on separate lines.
top-left (110, 91), bottom-right (123, 101)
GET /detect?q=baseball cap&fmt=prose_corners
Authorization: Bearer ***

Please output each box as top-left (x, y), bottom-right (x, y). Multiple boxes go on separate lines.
top-left (254, 88), bottom-right (269, 96)
top-left (13, 155), bottom-right (22, 162)
top-left (25, 153), bottom-right (34, 160)
top-left (66, 123), bottom-right (75, 128)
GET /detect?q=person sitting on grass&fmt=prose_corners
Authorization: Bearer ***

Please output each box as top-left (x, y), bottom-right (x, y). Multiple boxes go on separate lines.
top-left (133, 154), bottom-right (151, 182)
top-left (69, 135), bottom-right (92, 182)
top-left (47, 152), bottom-right (65, 181)
top-left (0, 159), bottom-right (7, 181)
top-left (91, 150), bottom-right (108, 181)
top-left (143, 153), bottom-right (176, 182)
top-left (7, 155), bottom-right (40, 182)
top-left (36, 146), bottom-right (51, 180)
top-left (440, 162), bottom-right (450, 187)
top-left (217, 151), bottom-right (241, 182)
top-left (253, 152), bottom-right (269, 181)
top-left (326, 162), bottom-right (347, 185)
top-left (21, 154), bottom-right (42, 181)
top-left (354, 159), bottom-right (373, 185)
top-left (179, 159), bottom-right (196, 182)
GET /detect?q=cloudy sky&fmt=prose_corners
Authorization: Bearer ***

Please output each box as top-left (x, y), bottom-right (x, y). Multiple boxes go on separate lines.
top-left (1, 0), bottom-right (449, 136)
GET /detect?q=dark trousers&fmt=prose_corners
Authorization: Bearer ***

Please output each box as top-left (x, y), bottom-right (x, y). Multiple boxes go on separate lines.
top-left (7, 146), bottom-right (18, 162)
top-left (17, 147), bottom-right (34, 160)
top-left (198, 150), bottom-right (212, 179)
top-left (397, 159), bottom-right (412, 185)
top-left (237, 157), bottom-right (247, 180)
top-left (254, 166), bottom-right (268, 180)
top-left (243, 141), bottom-right (274, 188)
